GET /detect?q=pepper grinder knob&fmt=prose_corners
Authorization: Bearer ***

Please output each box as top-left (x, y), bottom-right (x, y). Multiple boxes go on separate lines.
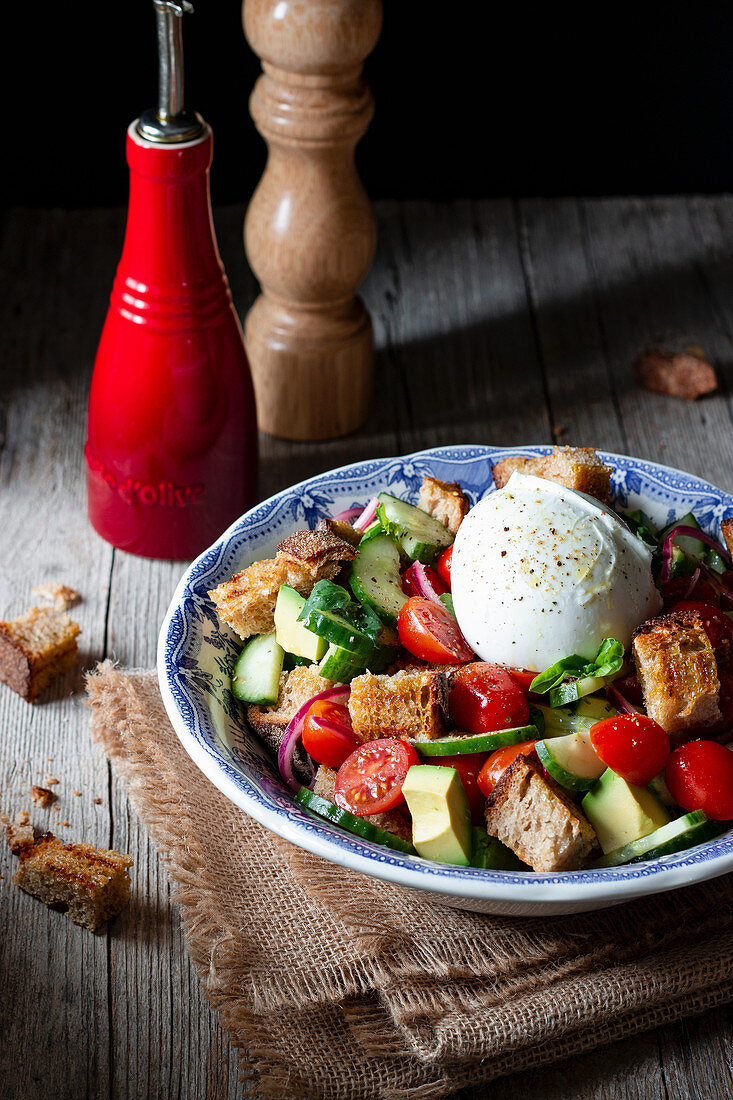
top-left (138, 0), bottom-right (205, 144)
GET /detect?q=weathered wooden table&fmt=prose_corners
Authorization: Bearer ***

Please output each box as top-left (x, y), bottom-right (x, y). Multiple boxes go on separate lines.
top-left (2, 198), bottom-right (733, 1099)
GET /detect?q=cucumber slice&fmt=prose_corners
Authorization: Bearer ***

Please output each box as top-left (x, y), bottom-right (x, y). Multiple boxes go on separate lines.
top-left (298, 607), bottom-right (375, 658)
top-left (377, 493), bottom-right (454, 564)
top-left (414, 725), bottom-right (538, 757)
top-left (548, 676), bottom-right (608, 708)
top-left (470, 827), bottom-right (525, 870)
top-left (592, 811), bottom-right (717, 868)
top-left (349, 534), bottom-right (407, 626)
top-left (231, 633), bottom-right (284, 705)
top-left (535, 730), bottom-right (605, 791)
top-left (295, 788), bottom-right (416, 854)
top-left (318, 642), bottom-right (368, 683)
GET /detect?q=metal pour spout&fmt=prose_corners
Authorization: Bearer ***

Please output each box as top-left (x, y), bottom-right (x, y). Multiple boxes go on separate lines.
top-left (137, 1), bottom-right (205, 144)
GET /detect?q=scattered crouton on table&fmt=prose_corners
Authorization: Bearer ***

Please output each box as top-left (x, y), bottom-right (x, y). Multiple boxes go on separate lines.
top-left (0, 605), bottom-right (80, 701)
top-left (634, 347), bottom-right (717, 401)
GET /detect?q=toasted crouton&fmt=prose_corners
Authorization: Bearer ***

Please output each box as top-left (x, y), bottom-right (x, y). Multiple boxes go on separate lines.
top-left (484, 755), bottom-right (597, 872)
top-left (209, 528), bottom-right (357, 641)
top-left (317, 517), bottom-right (363, 548)
top-left (247, 666), bottom-right (334, 783)
top-left (12, 832), bottom-right (132, 931)
top-left (0, 605), bottom-right (80, 702)
top-left (417, 477), bottom-right (470, 535)
top-left (348, 669), bottom-right (448, 742)
top-left (312, 765), bottom-right (412, 843)
top-left (721, 518), bottom-right (733, 561)
top-left (634, 347), bottom-right (717, 401)
top-left (492, 446), bottom-right (611, 503)
top-left (632, 610), bottom-right (721, 734)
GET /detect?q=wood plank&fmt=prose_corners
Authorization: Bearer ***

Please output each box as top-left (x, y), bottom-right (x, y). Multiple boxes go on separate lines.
top-left (516, 197), bottom-right (627, 452)
top-left (581, 196), bottom-right (733, 489)
top-left (0, 208), bottom-right (117, 1099)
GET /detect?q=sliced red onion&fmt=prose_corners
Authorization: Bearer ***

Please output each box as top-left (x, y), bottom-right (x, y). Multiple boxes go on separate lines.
top-left (660, 525), bottom-right (731, 585)
top-left (278, 685), bottom-right (350, 791)
top-left (331, 506), bottom-right (363, 524)
top-left (353, 496), bottom-right (379, 531)
top-left (403, 561), bottom-right (445, 604)
top-left (606, 683), bottom-right (640, 715)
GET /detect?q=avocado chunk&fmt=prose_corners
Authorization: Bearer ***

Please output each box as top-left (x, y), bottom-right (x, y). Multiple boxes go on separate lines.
top-left (274, 584), bottom-right (327, 662)
top-left (401, 765), bottom-right (472, 866)
top-left (581, 768), bottom-right (670, 854)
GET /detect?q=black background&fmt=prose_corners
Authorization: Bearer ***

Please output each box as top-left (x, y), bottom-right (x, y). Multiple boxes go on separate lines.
top-left (5, 2), bottom-right (733, 207)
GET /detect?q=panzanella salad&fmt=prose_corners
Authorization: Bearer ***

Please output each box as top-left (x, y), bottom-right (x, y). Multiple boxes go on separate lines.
top-left (209, 446), bottom-right (733, 873)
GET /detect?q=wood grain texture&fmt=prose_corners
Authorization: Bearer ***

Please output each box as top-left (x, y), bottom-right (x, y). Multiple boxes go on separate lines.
top-left (2, 198), bottom-right (733, 1099)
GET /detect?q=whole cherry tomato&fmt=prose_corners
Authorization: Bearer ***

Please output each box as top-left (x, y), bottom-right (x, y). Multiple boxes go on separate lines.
top-left (335, 738), bottom-right (419, 817)
top-left (397, 597), bottom-right (473, 664)
top-left (589, 714), bottom-right (670, 786)
top-left (427, 752), bottom-right (488, 823)
top-left (477, 741), bottom-right (537, 797)
top-left (436, 545), bottom-right (453, 588)
top-left (449, 663), bottom-right (530, 734)
top-left (302, 700), bottom-right (359, 769)
top-left (666, 740), bottom-right (733, 820)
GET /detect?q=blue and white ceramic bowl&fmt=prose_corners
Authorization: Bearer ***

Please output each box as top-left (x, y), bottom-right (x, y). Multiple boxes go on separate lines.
top-left (158, 445), bottom-right (733, 915)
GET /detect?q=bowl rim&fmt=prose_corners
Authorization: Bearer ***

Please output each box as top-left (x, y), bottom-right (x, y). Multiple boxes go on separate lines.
top-left (157, 443), bottom-right (733, 907)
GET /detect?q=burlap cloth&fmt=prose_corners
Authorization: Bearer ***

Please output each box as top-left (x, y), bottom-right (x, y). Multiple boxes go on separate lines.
top-left (86, 662), bottom-right (733, 1100)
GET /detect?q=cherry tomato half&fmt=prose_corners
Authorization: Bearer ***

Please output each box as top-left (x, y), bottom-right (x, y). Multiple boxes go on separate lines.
top-left (669, 600), bottom-right (733, 662)
top-left (589, 714), bottom-right (670, 786)
top-left (449, 663), bottom-right (530, 734)
top-left (437, 545), bottom-right (453, 588)
top-left (401, 563), bottom-right (449, 598)
top-left (477, 741), bottom-right (538, 797)
top-left (302, 700), bottom-right (359, 769)
top-left (666, 740), bottom-right (733, 820)
top-left (428, 752), bottom-right (488, 823)
top-left (397, 597), bottom-right (473, 664)
top-left (335, 738), bottom-right (419, 817)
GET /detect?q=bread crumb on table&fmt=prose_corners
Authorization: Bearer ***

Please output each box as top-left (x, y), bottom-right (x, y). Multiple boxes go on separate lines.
top-left (45, 775), bottom-right (59, 786)
top-left (30, 583), bottom-right (82, 612)
top-left (31, 786), bottom-right (57, 808)
top-left (6, 811), bottom-right (34, 853)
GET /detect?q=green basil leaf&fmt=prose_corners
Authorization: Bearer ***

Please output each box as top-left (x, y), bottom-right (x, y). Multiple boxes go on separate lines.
top-left (530, 638), bottom-right (624, 694)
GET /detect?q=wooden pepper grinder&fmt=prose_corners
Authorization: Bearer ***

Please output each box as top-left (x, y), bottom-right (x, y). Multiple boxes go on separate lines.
top-left (242, 0), bottom-right (383, 441)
